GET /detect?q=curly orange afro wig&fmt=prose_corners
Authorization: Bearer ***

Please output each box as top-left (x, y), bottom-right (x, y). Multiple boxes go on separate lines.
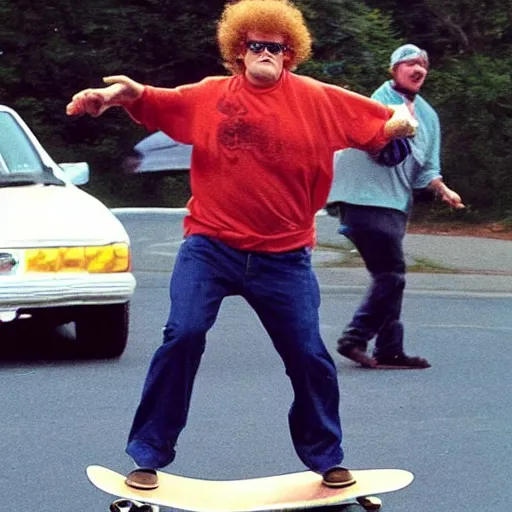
top-left (217, 0), bottom-right (312, 74)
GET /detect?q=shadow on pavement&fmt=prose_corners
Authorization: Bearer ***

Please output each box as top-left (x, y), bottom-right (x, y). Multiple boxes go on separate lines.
top-left (0, 320), bottom-right (96, 362)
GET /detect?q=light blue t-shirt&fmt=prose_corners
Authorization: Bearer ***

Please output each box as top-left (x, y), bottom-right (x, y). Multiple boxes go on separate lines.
top-left (328, 80), bottom-right (442, 213)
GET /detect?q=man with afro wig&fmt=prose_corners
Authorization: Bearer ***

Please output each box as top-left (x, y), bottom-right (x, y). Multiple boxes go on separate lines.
top-left (67, 0), bottom-right (415, 490)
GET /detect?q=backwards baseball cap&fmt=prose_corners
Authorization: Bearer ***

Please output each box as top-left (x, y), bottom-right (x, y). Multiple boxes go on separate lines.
top-left (390, 44), bottom-right (429, 68)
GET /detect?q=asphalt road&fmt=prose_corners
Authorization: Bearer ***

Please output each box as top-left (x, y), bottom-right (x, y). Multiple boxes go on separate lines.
top-left (1, 210), bottom-right (511, 512)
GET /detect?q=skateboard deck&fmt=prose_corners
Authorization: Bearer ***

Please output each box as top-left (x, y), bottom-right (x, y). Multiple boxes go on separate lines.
top-left (87, 465), bottom-right (414, 512)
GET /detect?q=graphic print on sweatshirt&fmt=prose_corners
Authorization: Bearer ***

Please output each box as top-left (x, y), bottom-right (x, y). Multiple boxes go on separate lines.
top-left (215, 95), bottom-right (285, 165)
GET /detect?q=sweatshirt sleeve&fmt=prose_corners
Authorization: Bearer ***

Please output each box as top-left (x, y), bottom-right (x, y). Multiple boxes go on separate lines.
top-left (324, 84), bottom-right (394, 153)
top-left (123, 81), bottom-right (202, 145)
top-left (412, 110), bottom-right (442, 188)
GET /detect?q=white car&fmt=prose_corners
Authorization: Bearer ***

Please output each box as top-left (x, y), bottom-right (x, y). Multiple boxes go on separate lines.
top-left (0, 105), bottom-right (136, 358)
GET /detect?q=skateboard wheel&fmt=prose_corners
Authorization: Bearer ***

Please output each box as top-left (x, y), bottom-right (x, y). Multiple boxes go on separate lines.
top-left (356, 495), bottom-right (382, 511)
top-left (110, 499), bottom-right (135, 512)
top-left (110, 498), bottom-right (159, 512)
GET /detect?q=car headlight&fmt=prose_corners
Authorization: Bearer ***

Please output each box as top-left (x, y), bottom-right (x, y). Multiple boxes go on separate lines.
top-left (25, 243), bottom-right (131, 273)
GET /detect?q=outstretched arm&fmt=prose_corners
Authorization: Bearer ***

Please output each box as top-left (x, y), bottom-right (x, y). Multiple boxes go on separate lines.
top-left (66, 76), bottom-right (144, 117)
top-left (66, 75), bottom-right (203, 144)
top-left (323, 84), bottom-right (416, 154)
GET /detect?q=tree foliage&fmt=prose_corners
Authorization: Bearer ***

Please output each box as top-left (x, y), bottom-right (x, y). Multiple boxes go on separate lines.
top-left (0, 0), bottom-right (510, 216)
top-left (296, 0), bottom-right (399, 94)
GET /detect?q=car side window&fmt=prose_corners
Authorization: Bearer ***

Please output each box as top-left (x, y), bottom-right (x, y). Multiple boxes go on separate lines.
top-left (0, 112), bottom-right (44, 174)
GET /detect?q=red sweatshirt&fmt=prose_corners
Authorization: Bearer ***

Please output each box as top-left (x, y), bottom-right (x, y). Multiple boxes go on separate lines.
top-left (125, 71), bottom-right (393, 252)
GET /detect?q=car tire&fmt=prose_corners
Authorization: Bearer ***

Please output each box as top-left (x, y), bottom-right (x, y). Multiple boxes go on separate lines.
top-left (75, 303), bottom-right (130, 359)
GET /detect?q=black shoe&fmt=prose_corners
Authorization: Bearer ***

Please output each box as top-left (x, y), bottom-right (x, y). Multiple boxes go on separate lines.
top-left (338, 343), bottom-right (377, 368)
top-left (375, 353), bottom-right (431, 369)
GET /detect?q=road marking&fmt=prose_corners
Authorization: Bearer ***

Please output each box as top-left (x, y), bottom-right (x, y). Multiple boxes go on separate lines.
top-left (320, 286), bottom-right (512, 298)
top-left (416, 323), bottom-right (512, 331)
top-left (322, 323), bottom-right (512, 332)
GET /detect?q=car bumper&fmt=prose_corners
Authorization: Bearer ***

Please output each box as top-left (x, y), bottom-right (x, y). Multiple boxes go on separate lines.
top-left (0, 272), bottom-right (136, 311)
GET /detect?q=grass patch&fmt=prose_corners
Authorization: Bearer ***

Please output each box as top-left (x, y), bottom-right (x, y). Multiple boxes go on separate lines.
top-left (316, 242), bottom-right (354, 251)
top-left (406, 257), bottom-right (458, 274)
top-left (314, 244), bottom-right (363, 268)
top-left (315, 247), bottom-right (458, 274)
top-left (316, 259), bottom-right (363, 268)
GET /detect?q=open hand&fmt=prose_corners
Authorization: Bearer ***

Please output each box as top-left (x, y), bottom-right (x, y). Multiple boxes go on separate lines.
top-left (440, 188), bottom-right (465, 209)
top-left (66, 75), bottom-right (144, 117)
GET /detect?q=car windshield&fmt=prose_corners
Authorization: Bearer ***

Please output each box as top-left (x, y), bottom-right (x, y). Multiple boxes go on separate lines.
top-left (0, 111), bottom-right (63, 187)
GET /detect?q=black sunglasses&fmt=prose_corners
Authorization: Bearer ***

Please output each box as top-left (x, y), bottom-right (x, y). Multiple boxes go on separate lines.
top-left (246, 40), bottom-right (287, 55)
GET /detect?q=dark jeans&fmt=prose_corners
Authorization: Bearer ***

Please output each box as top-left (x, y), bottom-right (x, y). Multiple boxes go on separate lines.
top-left (126, 235), bottom-right (343, 473)
top-left (337, 204), bottom-right (407, 358)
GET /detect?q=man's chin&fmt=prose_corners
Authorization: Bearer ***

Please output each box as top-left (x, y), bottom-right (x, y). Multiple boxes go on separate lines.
top-left (249, 68), bottom-right (280, 86)
top-left (398, 82), bottom-right (423, 95)
top-left (256, 63), bottom-right (276, 74)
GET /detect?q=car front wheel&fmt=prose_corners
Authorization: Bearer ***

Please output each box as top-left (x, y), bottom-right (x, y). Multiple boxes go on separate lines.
top-left (75, 303), bottom-right (130, 359)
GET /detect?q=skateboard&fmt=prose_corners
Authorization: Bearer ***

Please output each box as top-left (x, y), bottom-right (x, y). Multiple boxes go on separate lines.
top-left (87, 465), bottom-right (413, 512)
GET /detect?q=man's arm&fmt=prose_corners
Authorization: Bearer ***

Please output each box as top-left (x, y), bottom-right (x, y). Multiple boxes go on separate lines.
top-left (66, 76), bottom-right (144, 117)
top-left (67, 75), bottom-right (198, 144)
top-left (323, 84), bottom-right (416, 154)
top-left (410, 110), bottom-right (464, 208)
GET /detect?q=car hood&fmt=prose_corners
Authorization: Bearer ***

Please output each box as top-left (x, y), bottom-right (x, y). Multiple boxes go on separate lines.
top-left (0, 184), bottom-right (129, 248)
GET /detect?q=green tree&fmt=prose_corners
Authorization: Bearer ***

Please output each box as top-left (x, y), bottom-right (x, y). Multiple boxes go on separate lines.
top-left (297, 0), bottom-right (400, 94)
top-left (428, 55), bottom-right (512, 214)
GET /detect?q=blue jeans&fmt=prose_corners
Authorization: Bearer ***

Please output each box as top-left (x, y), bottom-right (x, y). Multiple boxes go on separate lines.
top-left (126, 235), bottom-right (343, 473)
top-left (337, 204), bottom-right (407, 358)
